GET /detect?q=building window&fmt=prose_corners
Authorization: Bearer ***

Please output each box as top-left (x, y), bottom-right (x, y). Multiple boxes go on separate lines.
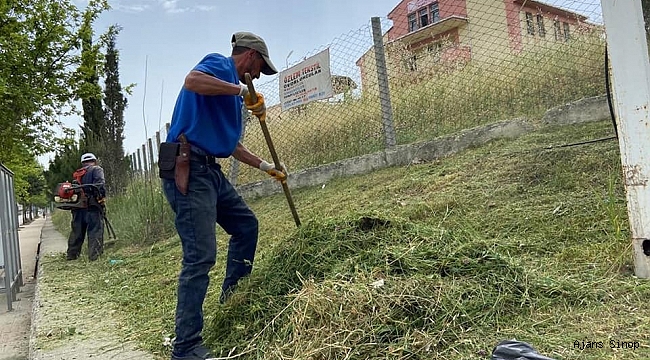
top-left (525, 12), bottom-right (535, 35)
top-left (407, 2), bottom-right (440, 33)
top-left (536, 14), bottom-right (545, 37)
top-left (430, 2), bottom-right (440, 23)
top-left (563, 22), bottom-right (571, 41)
top-left (408, 13), bottom-right (417, 32)
top-left (419, 8), bottom-right (429, 27)
top-left (554, 20), bottom-right (562, 41)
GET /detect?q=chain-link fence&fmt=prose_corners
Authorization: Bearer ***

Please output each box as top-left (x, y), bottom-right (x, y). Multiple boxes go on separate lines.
top-left (130, 0), bottom-right (605, 188)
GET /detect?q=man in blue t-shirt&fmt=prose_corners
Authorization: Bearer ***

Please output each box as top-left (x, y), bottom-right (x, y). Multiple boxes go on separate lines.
top-left (163, 32), bottom-right (285, 360)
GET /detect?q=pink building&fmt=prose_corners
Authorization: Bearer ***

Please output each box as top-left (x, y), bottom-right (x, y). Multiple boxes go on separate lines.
top-left (357, 0), bottom-right (593, 87)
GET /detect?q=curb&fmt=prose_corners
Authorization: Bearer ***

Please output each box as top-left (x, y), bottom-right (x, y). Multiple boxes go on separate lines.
top-left (28, 225), bottom-right (44, 360)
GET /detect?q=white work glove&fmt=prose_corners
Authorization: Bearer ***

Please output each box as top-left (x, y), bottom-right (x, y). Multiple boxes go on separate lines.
top-left (238, 84), bottom-right (249, 97)
top-left (259, 160), bottom-right (287, 181)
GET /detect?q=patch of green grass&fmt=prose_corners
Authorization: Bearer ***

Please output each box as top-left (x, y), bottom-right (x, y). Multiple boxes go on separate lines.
top-left (47, 120), bottom-right (650, 359)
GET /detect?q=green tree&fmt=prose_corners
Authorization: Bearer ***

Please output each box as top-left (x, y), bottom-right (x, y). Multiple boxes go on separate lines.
top-left (101, 25), bottom-right (130, 194)
top-left (5, 147), bottom-right (48, 223)
top-left (44, 131), bottom-right (82, 197)
top-left (0, 0), bottom-right (109, 164)
top-left (78, 7), bottom-right (106, 153)
top-left (23, 169), bottom-right (46, 221)
top-left (0, 0), bottom-right (109, 214)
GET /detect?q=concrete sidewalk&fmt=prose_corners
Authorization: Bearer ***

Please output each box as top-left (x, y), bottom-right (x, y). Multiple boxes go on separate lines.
top-left (29, 218), bottom-right (154, 360)
top-left (0, 217), bottom-right (44, 360)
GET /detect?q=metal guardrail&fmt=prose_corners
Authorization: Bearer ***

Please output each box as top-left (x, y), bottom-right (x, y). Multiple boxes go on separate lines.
top-left (0, 163), bottom-right (23, 311)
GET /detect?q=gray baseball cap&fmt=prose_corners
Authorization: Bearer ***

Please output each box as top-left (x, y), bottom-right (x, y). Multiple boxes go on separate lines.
top-left (231, 32), bottom-right (278, 75)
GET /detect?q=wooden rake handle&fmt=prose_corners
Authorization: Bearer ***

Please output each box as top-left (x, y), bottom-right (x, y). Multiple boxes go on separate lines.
top-left (244, 73), bottom-right (301, 227)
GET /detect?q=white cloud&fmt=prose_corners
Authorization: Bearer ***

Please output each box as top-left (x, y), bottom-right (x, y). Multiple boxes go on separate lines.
top-left (195, 5), bottom-right (215, 12)
top-left (114, 3), bottom-right (150, 13)
top-left (157, 0), bottom-right (215, 14)
top-left (161, 0), bottom-right (187, 13)
top-left (106, 0), bottom-right (215, 14)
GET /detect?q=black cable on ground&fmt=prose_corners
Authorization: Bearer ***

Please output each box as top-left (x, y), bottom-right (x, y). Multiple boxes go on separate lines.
top-left (542, 136), bottom-right (617, 150)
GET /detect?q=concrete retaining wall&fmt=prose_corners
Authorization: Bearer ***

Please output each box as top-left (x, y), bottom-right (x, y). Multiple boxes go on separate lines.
top-left (542, 95), bottom-right (611, 126)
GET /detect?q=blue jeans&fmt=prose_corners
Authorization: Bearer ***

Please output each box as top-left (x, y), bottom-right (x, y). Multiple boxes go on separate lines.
top-left (162, 160), bottom-right (258, 356)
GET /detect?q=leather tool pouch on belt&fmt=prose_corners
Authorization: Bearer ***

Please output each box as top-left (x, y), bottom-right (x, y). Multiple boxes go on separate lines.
top-left (158, 133), bottom-right (190, 195)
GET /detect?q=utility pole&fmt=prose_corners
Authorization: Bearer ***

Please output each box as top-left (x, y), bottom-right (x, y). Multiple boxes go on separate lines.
top-left (601, 0), bottom-right (650, 278)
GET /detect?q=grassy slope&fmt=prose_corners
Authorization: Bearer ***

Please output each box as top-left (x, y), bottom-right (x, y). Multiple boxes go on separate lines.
top-left (48, 120), bottom-right (650, 359)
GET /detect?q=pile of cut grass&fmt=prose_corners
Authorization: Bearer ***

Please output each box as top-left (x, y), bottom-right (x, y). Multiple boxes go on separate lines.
top-left (49, 120), bottom-right (650, 359)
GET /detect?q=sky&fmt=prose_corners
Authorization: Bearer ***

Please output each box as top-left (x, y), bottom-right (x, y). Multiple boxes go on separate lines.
top-left (47, 0), bottom-right (602, 167)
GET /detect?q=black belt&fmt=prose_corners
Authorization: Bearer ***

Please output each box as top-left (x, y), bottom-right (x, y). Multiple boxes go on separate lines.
top-left (190, 151), bottom-right (219, 165)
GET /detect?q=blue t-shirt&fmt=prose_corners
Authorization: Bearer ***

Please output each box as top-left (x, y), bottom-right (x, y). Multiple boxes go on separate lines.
top-left (166, 53), bottom-right (243, 157)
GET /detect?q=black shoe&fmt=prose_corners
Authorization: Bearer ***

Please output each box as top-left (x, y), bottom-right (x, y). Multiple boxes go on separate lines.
top-left (66, 255), bottom-right (78, 261)
top-left (171, 345), bottom-right (214, 360)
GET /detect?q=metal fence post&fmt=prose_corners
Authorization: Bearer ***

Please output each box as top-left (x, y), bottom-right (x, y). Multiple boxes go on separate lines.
top-left (0, 167), bottom-right (10, 310)
top-left (0, 164), bottom-right (22, 311)
top-left (371, 16), bottom-right (396, 149)
top-left (7, 173), bottom-right (21, 288)
top-left (602, 0), bottom-right (650, 278)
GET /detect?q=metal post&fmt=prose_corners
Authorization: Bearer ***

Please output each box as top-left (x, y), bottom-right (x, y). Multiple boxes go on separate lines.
top-left (371, 16), bottom-right (396, 148)
top-left (601, 0), bottom-right (650, 278)
top-left (2, 170), bottom-right (16, 302)
top-left (7, 174), bottom-right (21, 288)
top-left (0, 164), bottom-right (21, 311)
top-left (0, 169), bottom-right (12, 311)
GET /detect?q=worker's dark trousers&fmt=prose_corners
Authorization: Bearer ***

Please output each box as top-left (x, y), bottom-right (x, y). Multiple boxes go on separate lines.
top-left (162, 160), bottom-right (259, 357)
top-left (67, 208), bottom-right (104, 261)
